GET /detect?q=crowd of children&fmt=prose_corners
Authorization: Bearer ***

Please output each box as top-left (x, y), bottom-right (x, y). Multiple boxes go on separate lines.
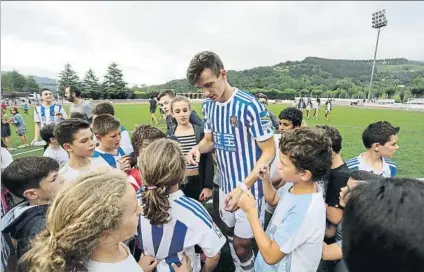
top-left (1, 51), bottom-right (423, 272)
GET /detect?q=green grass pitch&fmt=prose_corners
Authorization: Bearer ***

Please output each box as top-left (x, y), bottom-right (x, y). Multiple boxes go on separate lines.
top-left (8, 103), bottom-right (424, 177)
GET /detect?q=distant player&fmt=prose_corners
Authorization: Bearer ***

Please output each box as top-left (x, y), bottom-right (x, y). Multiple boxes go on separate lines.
top-left (306, 98), bottom-right (312, 120)
top-left (148, 95), bottom-right (159, 125)
top-left (32, 88), bottom-right (68, 145)
top-left (346, 121), bottom-right (399, 177)
top-left (186, 51), bottom-right (276, 272)
top-left (313, 98), bottom-right (320, 120)
top-left (325, 99), bottom-right (332, 121)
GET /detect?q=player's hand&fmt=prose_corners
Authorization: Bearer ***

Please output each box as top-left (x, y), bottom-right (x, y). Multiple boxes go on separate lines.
top-left (225, 186), bottom-right (243, 212)
top-left (138, 252), bottom-right (159, 272)
top-left (238, 191), bottom-right (257, 216)
top-left (199, 188), bottom-right (212, 202)
top-left (171, 253), bottom-right (192, 272)
top-left (257, 164), bottom-right (271, 182)
top-left (187, 146), bottom-right (201, 166)
top-left (119, 156), bottom-right (132, 173)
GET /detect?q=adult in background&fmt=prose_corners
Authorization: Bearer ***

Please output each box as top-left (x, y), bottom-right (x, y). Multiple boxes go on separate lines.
top-left (32, 88), bottom-right (68, 145)
top-left (157, 90), bottom-right (203, 136)
top-left (148, 95), bottom-right (159, 125)
top-left (65, 86), bottom-right (93, 123)
top-left (186, 51), bottom-right (275, 272)
top-left (254, 93), bottom-right (279, 130)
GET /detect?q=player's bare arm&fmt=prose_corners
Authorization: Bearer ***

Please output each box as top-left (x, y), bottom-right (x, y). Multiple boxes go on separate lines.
top-left (238, 191), bottom-right (285, 265)
top-left (33, 122), bottom-right (41, 143)
top-left (187, 132), bottom-right (214, 165)
top-left (225, 137), bottom-right (275, 211)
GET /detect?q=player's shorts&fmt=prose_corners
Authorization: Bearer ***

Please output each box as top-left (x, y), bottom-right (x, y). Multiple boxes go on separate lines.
top-left (219, 189), bottom-right (265, 239)
top-left (149, 107), bottom-right (156, 113)
top-left (16, 127), bottom-right (26, 136)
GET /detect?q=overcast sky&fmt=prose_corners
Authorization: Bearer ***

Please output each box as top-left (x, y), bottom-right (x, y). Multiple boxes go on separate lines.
top-left (1, 1), bottom-right (424, 86)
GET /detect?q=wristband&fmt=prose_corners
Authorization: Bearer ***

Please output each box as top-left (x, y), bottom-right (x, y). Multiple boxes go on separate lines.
top-left (238, 183), bottom-right (249, 192)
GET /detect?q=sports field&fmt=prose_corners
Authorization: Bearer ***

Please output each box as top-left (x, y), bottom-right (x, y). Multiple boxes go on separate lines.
top-left (7, 103), bottom-right (424, 177)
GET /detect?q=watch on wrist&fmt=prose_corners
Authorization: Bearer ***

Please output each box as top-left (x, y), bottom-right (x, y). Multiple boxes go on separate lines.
top-left (238, 183), bottom-right (249, 192)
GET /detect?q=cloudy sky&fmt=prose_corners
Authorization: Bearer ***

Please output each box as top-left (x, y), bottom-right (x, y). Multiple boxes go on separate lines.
top-left (1, 1), bottom-right (424, 86)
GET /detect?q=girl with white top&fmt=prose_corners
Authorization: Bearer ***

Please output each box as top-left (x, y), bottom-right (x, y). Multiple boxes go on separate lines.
top-left (20, 169), bottom-right (191, 272)
top-left (137, 139), bottom-right (225, 272)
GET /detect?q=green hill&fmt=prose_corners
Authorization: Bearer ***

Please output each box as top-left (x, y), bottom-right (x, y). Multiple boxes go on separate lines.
top-left (144, 57), bottom-right (424, 101)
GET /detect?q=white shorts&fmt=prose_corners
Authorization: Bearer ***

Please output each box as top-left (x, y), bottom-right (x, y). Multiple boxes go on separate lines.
top-left (219, 189), bottom-right (265, 239)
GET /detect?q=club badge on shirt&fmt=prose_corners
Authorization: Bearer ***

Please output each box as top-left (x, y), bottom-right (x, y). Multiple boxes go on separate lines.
top-left (230, 115), bottom-right (238, 128)
top-left (259, 111), bottom-right (273, 130)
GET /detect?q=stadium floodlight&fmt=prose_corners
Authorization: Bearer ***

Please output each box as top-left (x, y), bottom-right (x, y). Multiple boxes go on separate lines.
top-left (368, 9), bottom-right (388, 100)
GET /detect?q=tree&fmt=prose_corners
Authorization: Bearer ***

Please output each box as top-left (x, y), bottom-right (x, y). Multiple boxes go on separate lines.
top-left (102, 63), bottom-right (128, 99)
top-left (1, 73), bottom-right (13, 92)
top-left (25, 76), bottom-right (40, 93)
top-left (58, 63), bottom-right (80, 96)
top-left (10, 70), bottom-right (27, 92)
top-left (83, 69), bottom-right (101, 99)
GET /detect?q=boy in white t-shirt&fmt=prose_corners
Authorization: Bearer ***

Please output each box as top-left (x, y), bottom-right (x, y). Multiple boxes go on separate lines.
top-left (238, 128), bottom-right (332, 272)
top-left (40, 124), bottom-right (69, 167)
top-left (346, 121), bottom-right (399, 177)
top-left (55, 118), bottom-right (110, 183)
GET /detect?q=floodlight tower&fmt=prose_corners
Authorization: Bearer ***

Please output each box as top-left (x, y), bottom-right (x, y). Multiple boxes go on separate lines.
top-left (368, 9), bottom-right (388, 101)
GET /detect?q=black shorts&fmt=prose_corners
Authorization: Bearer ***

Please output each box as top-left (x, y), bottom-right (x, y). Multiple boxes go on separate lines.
top-left (149, 108), bottom-right (156, 113)
top-left (181, 175), bottom-right (202, 201)
top-left (1, 124), bottom-right (11, 138)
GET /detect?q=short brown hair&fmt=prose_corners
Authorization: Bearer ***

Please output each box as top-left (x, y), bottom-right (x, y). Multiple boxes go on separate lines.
top-left (92, 114), bottom-right (120, 136)
top-left (92, 102), bottom-right (115, 116)
top-left (131, 125), bottom-right (166, 155)
top-left (279, 127), bottom-right (332, 181)
top-left (187, 51), bottom-right (224, 86)
top-left (157, 90), bottom-right (175, 101)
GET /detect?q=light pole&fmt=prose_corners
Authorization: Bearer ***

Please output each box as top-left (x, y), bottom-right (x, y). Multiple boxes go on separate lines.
top-left (368, 9), bottom-right (388, 101)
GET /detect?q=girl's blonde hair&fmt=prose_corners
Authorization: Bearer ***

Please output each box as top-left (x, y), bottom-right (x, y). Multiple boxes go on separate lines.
top-left (139, 138), bottom-right (186, 225)
top-left (170, 96), bottom-right (191, 113)
top-left (20, 169), bottom-right (130, 272)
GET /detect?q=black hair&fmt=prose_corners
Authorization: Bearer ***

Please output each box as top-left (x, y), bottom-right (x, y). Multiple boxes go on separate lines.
top-left (278, 107), bottom-right (303, 128)
top-left (350, 170), bottom-right (385, 182)
top-left (362, 121), bottom-right (400, 148)
top-left (1, 156), bottom-right (59, 198)
top-left (54, 118), bottom-right (91, 147)
top-left (40, 124), bottom-right (56, 151)
top-left (67, 86), bottom-right (82, 98)
top-left (316, 125), bottom-right (343, 153)
top-left (343, 178), bottom-right (424, 272)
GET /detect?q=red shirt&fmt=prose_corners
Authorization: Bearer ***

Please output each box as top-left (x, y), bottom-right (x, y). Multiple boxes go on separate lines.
top-left (128, 168), bottom-right (142, 192)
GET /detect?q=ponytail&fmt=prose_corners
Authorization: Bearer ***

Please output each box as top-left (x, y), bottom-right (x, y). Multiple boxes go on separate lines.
top-left (141, 185), bottom-right (172, 225)
top-left (139, 139), bottom-right (186, 226)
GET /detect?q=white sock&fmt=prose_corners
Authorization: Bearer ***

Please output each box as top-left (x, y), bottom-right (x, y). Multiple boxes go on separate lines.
top-left (240, 251), bottom-right (255, 272)
top-left (228, 236), bottom-right (242, 271)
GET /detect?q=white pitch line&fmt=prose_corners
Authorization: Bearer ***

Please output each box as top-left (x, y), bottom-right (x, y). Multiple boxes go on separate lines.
top-left (12, 148), bottom-right (43, 157)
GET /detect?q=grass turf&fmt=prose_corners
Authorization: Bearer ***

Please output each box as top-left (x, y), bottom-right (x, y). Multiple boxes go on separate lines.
top-left (8, 103), bottom-right (424, 177)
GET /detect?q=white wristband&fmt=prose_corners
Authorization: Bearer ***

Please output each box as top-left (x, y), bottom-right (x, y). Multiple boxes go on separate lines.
top-left (238, 183), bottom-right (249, 192)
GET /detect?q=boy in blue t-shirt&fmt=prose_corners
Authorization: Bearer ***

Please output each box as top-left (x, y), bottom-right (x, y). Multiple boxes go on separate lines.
top-left (238, 127), bottom-right (333, 272)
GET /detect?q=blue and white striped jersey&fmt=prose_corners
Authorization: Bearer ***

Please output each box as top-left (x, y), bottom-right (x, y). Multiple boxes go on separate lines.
top-left (33, 104), bottom-right (67, 128)
top-left (202, 89), bottom-right (274, 198)
top-left (137, 190), bottom-right (226, 272)
top-left (346, 153), bottom-right (397, 177)
top-left (92, 146), bottom-right (127, 169)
